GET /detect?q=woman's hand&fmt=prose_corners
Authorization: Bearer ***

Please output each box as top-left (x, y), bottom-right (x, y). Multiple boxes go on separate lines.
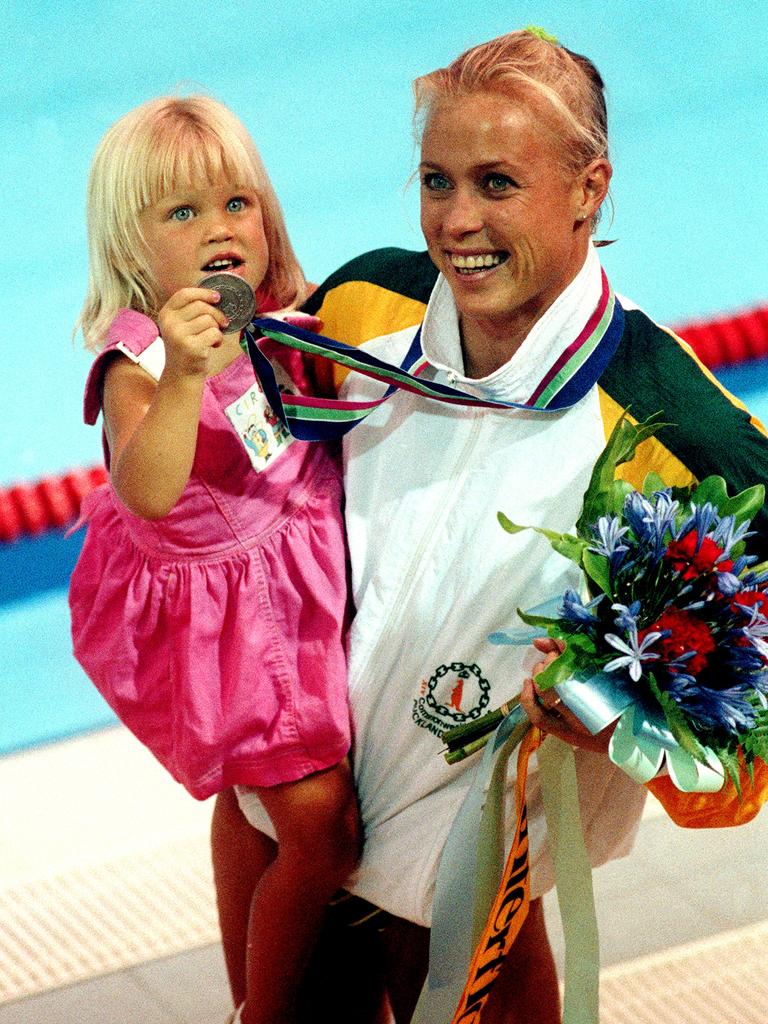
top-left (158, 287), bottom-right (230, 381)
top-left (520, 637), bottom-right (616, 754)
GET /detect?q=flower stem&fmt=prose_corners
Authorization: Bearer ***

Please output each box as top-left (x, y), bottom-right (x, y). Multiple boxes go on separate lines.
top-left (441, 698), bottom-right (521, 764)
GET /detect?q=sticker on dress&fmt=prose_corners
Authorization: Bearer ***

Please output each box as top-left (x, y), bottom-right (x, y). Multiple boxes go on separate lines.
top-left (225, 365), bottom-right (295, 472)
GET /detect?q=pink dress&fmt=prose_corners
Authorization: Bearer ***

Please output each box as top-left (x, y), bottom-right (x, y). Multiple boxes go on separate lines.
top-left (69, 309), bottom-right (351, 799)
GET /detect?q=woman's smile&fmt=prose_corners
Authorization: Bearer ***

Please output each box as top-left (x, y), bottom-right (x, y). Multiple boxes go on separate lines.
top-left (448, 251), bottom-right (509, 274)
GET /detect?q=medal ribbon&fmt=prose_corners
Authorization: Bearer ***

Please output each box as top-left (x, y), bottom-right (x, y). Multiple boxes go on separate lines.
top-left (243, 270), bottom-right (623, 440)
top-left (447, 727), bottom-right (542, 1024)
top-left (413, 712), bottom-right (600, 1024)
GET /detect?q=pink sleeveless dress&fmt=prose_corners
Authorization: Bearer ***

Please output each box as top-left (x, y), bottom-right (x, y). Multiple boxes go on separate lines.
top-left (69, 309), bottom-right (351, 799)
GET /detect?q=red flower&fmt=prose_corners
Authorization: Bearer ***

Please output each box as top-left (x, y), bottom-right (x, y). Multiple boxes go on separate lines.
top-left (664, 531), bottom-right (733, 581)
top-left (730, 589), bottom-right (768, 617)
top-left (641, 608), bottom-right (716, 675)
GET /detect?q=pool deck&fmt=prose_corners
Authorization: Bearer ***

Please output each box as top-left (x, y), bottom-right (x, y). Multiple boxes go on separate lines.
top-left (1, 727), bottom-right (766, 1023)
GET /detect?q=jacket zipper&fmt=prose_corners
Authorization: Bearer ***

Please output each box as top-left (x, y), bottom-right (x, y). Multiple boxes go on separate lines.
top-left (353, 411), bottom-right (485, 692)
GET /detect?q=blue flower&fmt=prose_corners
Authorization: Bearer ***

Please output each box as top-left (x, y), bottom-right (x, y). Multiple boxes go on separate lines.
top-left (731, 554), bottom-right (757, 577)
top-left (690, 502), bottom-right (718, 547)
top-left (648, 490), bottom-right (680, 557)
top-left (716, 572), bottom-right (743, 597)
top-left (711, 515), bottom-right (752, 558)
top-left (664, 674), bottom-right (757, 735)
top-left (560, 589), bottom-right (604, 625)
top-left (604, 623), bottom-right (662, 682)
top-left (720, 632), bottom-right (767, 674)
top-left (622, 492), bottom-right (655, 543)
top-left (589, 515), bottom-right (629, 570)
top-left (611, 601), bottom-right (641, 631)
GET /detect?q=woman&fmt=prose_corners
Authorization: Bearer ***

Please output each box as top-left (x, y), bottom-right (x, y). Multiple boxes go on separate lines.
top-left (214, 28), bottom-right (768, 1024)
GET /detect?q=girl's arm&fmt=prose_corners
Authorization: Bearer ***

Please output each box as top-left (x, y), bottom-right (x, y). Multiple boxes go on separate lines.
top-left (103, 288), bottom-right (227, 519)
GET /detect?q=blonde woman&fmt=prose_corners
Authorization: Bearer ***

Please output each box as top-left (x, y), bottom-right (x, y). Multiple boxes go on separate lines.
top-left (216, 28), bottom-right (768, 1024)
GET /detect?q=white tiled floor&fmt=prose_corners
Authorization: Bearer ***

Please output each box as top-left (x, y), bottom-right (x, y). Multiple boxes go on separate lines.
top-left (1, 727), bottom-right (767, 1023)
top-left (546, 808), bottom-right (768, 968)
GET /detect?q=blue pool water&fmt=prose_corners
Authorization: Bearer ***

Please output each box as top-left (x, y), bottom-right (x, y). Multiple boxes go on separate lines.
top-left (1, 1), bottom-right (767, 755)
top-left (3, 360), bottom-right (768, 757)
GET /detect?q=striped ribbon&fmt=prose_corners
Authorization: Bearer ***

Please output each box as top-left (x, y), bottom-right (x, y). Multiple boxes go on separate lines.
top-left (243, 270), bottom-right (624, 440)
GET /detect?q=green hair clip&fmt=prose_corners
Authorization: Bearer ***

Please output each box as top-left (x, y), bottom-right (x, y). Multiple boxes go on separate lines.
top-left (524, 25), bottom-right (559, 45)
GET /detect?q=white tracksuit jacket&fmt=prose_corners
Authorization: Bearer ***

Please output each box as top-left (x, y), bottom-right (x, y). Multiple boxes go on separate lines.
top-left (340, 248), bottom-right (646, 925)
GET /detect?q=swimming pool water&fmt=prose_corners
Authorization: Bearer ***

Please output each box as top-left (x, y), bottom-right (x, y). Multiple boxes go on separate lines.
top-left (2, 360), bottom-right (767, 756)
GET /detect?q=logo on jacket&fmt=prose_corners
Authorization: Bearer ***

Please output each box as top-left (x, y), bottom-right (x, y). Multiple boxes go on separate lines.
top-left (413, 662), bottom-right (491, 737)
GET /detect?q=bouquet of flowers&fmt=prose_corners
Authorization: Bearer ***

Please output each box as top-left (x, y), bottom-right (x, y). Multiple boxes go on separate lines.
top-left (443, 413), bottom-right (768, 799)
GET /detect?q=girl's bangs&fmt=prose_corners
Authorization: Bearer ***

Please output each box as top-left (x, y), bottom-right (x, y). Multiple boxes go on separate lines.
top-left (136, 122), bottom-right (259, 209)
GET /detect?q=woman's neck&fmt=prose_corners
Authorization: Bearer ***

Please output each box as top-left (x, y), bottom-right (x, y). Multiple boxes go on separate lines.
top-left (457, 247), bottom-right (594, 379)
top-left (459, 311), bottom-right (534, 379)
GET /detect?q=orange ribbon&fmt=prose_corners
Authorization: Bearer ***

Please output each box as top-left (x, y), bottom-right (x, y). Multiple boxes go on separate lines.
top-left (449, 726), bottom-right (542, 1024)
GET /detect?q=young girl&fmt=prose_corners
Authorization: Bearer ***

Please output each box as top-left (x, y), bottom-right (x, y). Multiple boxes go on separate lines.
top-left (69, 95), bottom-right (360, 1024)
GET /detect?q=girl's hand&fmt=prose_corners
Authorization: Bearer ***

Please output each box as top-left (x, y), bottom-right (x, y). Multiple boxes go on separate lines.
top-left (520, 637), bottom-right (615, 754)
top-left (157, 287), bottom-right (231, 379)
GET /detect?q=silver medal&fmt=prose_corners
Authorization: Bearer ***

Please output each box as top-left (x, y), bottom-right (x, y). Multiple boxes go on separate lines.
top-left (198, 272), bottom-right (257, 333)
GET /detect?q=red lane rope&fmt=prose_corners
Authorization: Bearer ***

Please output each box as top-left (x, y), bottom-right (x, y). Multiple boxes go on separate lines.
top-left (1, 302), bottom-right (766, 543)
top-left (674, 304), bottom-right (768, 368)
top-left (0, 466), bottom-right (108, 543)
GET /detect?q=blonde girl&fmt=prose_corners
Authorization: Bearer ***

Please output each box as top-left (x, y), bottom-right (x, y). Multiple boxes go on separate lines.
top-left (69, 95), bottom-right (360, 1024)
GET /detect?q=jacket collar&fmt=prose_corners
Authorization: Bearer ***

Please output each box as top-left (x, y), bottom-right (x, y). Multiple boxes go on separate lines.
top-left (420, 244), bottom-right (603, 405)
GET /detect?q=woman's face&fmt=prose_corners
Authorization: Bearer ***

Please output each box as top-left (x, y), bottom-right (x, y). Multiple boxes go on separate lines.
top-left (419, 91), bottom-right (608, 355)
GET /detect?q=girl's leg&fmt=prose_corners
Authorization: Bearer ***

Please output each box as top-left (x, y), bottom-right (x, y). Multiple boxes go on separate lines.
top-left (243, 758), bottom-right (361, 1024)
top-left (296, 895), bottom-right (392, 1024)
top-left (211, 789), bottom-right (277, 1008)
top-left (379, 916), bottom-right (430, 1024)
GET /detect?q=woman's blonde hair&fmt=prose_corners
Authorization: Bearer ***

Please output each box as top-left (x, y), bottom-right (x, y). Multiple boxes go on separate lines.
top-left (78, 95), bottom-right (308, 350)
top-left (413, 29), bottom-right (609, 176)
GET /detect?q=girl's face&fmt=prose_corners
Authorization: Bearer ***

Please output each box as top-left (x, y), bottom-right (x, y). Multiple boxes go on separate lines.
top-left (419, 91), bottom-right (608, 357)
top-left (139, 176), bottom-right (269, 309)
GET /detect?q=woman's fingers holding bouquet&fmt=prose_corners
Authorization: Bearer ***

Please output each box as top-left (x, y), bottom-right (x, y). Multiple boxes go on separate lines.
top-left (521, 637), bottom-right (566, 720)
top-left (521, 675), bottom-right (615, 752)
top-left (522, 638), bottom-right (615, 752)
top-left (526, 637), bottom-right (565, 711)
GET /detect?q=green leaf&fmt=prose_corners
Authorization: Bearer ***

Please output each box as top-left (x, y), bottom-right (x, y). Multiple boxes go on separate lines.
top-left (743, 706), bottom-right (768, 764)
top-left (534, 633), bottom-right (599, 691)
top-left (690, 475), bottom-right (730, 509)
top-left (689, 476), bottom-right (765, 525)
top-left (647, 675), bottom-right (708, 762)
top-left (607, 479), bottom-right (635, 516)
top-left (721, 483), bottom-right (765, 524)
top-left (581, 550), bottom-right (613, 597)
top-left (576, 412), bottom-right (670, 536)
top-left (497, 512), bottom-right (587, 566)
top-left (716, 746), bottom-right (743, 797)
top-left (642, 472), bottom-right (667, 497)
top-left (498, 511), bottom-right (526, 534)
top-left (515, 608), bottom-right (560, 629)
top-left (545, 530), bottom-right (589, 563)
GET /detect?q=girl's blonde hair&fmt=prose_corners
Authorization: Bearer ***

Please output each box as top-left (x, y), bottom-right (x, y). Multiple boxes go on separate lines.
top-left (78, 95), bottom-right (308, 350)
top-left (413, 29), bottom-right (609, 176)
